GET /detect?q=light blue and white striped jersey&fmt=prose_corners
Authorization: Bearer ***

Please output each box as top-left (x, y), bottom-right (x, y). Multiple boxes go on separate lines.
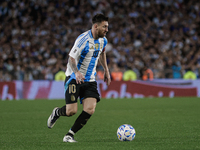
top-left (65, 30), bottom-right (107, 82)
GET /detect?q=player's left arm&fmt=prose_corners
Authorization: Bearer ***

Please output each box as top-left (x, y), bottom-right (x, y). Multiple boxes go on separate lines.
top-left (99, 50), bottom-right (111, 86)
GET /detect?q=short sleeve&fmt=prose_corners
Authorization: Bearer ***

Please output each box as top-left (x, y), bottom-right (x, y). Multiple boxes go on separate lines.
top-left (69, 34), bottom-right (85, 58)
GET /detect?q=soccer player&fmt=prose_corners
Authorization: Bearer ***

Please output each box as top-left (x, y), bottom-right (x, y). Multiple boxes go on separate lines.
top-left (47, 13), bottom-right (111, 142)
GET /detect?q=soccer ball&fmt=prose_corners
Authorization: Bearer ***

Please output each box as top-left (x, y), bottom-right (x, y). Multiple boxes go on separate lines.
top-left (117, 124), bottom-right (136, 141)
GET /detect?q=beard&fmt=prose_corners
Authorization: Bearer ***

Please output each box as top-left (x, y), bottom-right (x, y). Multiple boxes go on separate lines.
top-left (98, 30), bottom-right (106, 38)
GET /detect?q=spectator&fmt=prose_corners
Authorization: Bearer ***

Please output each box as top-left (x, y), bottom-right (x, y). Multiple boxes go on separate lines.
top-left (111, 64), bottom-right (123, 81)
top-left (123, 69), bottom-right (137, 81)
top-left (183, 69), bottom-right (197, 80)
top-left (55, 71), bottom-right (66, 81)
top-left (0, 0), bottom-right (200, 81)
top-left (142, 66), bottom-right (154, 81)
top-left (96, 69), bottom-right (104, 80)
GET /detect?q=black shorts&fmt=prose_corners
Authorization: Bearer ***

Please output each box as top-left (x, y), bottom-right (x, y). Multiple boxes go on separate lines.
top-left (64, 76), bottom-right (100, 104)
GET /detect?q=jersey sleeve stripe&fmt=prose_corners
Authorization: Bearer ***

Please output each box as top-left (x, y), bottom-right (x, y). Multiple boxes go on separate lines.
top-left (77, 34), bottom-right (89, 48)
top-left (76, 33), bottom-right (85, 40)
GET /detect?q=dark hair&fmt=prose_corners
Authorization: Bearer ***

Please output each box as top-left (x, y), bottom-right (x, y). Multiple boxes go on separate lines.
top-left (92, 14), bottom-right (108, 24)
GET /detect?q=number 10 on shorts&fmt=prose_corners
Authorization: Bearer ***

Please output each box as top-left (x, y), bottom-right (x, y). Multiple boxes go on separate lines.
top-left (69, 84), bottom-right (76, 94)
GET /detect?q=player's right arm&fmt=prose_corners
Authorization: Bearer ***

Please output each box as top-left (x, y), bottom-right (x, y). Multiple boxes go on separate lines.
top-left (68, 56), bottom-right (85, 84)
top-left (68, 33), bottom-right (87, 84)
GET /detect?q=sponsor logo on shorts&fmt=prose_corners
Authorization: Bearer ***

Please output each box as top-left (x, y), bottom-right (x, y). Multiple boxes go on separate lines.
top-left (71, 95), bottom-right (75, 101)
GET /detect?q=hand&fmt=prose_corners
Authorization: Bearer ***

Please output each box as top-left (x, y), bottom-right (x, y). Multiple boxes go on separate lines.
top-left (75, 71), bottom-right (85, 84)
top-left (104, 72), bottom-right (111, 86)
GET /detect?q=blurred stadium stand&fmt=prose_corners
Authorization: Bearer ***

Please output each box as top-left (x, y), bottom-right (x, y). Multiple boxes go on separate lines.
top-left (0, 0), bottom-right (200, 81)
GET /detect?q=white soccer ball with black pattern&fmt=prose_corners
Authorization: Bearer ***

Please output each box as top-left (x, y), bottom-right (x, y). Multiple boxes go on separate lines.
top-left (117, 124), bottom-right (136, 141)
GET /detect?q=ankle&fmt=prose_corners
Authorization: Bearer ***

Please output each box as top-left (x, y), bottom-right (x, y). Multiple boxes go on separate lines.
top-left (66, 130), bottom-right (75, 137)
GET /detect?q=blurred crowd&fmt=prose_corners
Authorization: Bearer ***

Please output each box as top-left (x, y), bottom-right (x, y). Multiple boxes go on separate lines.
top-left (0, 0), bottom-right (200, 81)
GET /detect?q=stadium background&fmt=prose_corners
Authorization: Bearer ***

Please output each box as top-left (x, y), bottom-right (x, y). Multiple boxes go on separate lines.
top-left (1, 0), bottom-right (200, 100)
top-left (1, 0), bottom-right (200, 81)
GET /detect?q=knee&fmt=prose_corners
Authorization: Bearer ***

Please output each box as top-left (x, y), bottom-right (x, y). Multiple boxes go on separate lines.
top-left (66, 109), bottom-right (77, 117)
top-left (84, 107), bottom-right (95, 115)
top-left (82, 98), bottom-right (97, 115)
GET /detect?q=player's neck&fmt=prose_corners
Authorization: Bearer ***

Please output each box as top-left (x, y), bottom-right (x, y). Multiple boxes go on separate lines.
top-left (91, 28), bottom-right (98, 40)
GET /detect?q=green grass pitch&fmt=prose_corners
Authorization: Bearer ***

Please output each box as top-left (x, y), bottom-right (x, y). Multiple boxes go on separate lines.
top-left (0, 97), bottom-right (200, 150)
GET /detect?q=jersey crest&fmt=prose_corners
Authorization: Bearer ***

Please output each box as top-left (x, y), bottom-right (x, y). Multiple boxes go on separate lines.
top-left (95, 43), bottom-right (99, 50)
